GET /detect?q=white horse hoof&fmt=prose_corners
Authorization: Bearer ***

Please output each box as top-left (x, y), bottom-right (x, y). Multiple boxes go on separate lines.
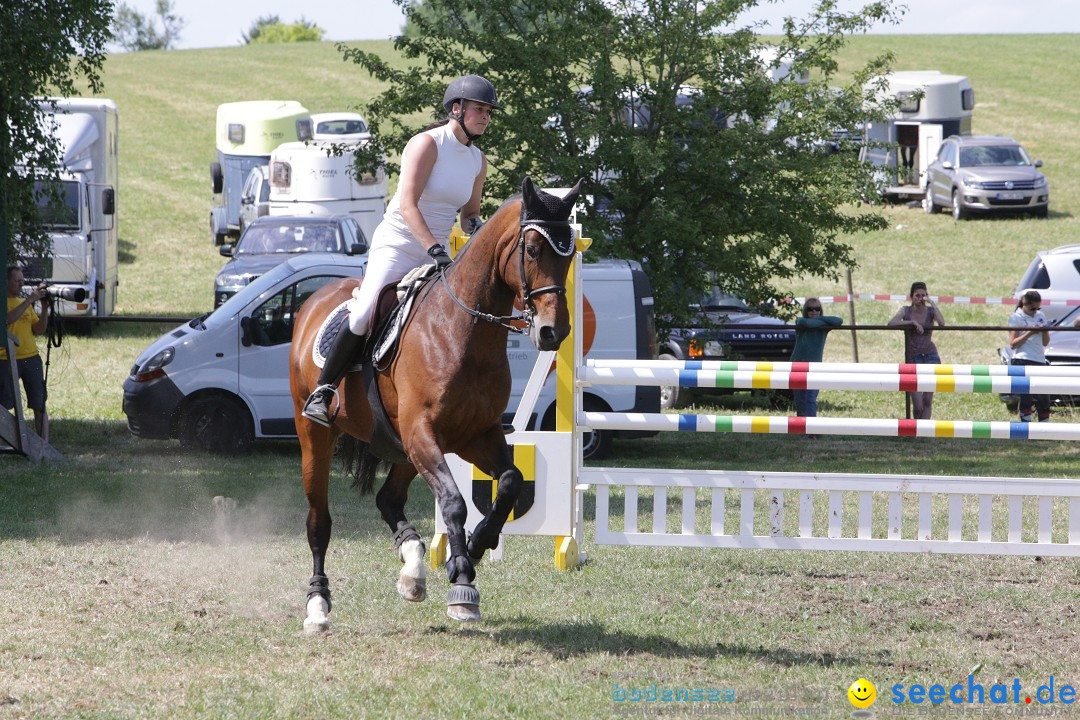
top-left (397, 576), bottom-right (427, 602)
top-left (304, 595), bottom-right (330, 634)
top-left (303, 616), bottom-right (331, 634)
top-left (397, 538), bottom-right (427, 602)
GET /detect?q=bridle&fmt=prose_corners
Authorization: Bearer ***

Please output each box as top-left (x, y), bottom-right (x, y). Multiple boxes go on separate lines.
top-left (440, 217), bottom-right (573, 334)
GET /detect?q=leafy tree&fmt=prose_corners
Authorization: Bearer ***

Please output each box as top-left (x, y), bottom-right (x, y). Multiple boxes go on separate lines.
top-left (341, 0), bottom-right (903, 323)
top-left (401, 0), bottom-right (477, 38)
top-left (242, 15), bottom-right (281, 44)
top-left (112, 0), bottom-right (184, 51)
top-left (244, 17), bottom-right (325, 44)
top-left (0, 0), bottom-right (113, 271)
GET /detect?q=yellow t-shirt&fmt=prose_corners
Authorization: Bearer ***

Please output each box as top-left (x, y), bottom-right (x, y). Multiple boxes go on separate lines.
top-left (2, 297), bottom-right (41, 360)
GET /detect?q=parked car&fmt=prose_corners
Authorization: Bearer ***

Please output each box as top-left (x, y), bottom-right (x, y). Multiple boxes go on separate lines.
top-left (998, 305), bottom-right (1080, 410)
top-left (123, 254), bottom-right (657, 458)
top-left (924, 135), bottom-right (1049, 219)
top-left (1013, 244), bottom-right (1080, 325)
top-left (657, 289), bottom-right (796, 409)
top-left (214, 215), bottom-right (368, 307)
top-left (310, 112), bottom-right (370, 143)
top-left (238, 164), bottom-right (270, 234)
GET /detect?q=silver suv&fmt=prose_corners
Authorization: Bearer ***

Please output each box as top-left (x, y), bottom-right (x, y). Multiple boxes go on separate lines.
top-left (924, 135), bottom-right (1049, 219)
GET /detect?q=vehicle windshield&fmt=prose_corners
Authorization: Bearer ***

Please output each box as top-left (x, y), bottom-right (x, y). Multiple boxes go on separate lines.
top-left (694, 288), bottom-right (750, 312)
top-left (316, 119), bottom-right (368, 135)
top-left (34, 180), bottom-right (80, 231)
top-left (959, 145), bottom-right (1032, 167)
top-left (236, 222), bottom-right (342, 254)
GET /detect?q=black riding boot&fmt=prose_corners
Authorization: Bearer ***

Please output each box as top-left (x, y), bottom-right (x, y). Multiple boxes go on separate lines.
top-left (302, 327), bottom-right (366, 426)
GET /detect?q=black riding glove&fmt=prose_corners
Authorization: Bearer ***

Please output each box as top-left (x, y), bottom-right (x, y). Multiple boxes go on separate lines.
top-left (428, 245), bottom-right (452, 271)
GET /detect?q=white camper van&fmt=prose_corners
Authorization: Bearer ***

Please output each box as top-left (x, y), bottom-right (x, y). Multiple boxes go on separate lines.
top-left (862, 71), bottom-right (974, 200)
top-left (24, 98), bottom-right (120, 318)
top-left (121, 254), bottom-right (658, 459)
top-left (267, 140), bottom-right (388, 244)
top-left (209, 101), bottom-right (312, 245)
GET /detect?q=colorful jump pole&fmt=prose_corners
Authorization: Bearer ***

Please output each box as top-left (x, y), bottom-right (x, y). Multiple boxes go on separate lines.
top-left (587, 358), bottom-right (1080, 378)
top-left (583, 366), bottom-right (1080, 396)
top-left (584, 411), bottom-right (1080, 440)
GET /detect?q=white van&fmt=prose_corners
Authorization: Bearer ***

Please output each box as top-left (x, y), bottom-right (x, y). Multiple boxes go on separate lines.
top-left (267, 140), bottom-right (388, 243)
top-left (122, 254), bottom-right (658, 459)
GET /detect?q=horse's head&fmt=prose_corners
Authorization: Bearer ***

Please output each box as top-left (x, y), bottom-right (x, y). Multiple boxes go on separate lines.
top-left (516, 176), bottom-right (583, 351)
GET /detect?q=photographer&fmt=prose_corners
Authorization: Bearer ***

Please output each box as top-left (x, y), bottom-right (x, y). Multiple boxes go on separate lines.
top-left (1, 266), bottom-right (49, 440)
top-left (1008, 289), bottom-right (1051, 423)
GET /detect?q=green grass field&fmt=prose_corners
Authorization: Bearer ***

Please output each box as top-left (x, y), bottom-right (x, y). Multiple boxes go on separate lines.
top-left (2, 35), bottom-right (1080, 720)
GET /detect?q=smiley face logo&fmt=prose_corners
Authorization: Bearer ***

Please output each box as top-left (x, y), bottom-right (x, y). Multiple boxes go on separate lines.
top-left (848, 678), bottom-right (877, 709)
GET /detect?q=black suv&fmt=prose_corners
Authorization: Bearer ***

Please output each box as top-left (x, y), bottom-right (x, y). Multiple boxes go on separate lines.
top-left (658, 290), bottom-right (795, 409)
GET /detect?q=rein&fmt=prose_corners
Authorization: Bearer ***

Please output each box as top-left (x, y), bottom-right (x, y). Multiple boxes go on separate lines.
top-left (439, 218), bottom-right (572, 333)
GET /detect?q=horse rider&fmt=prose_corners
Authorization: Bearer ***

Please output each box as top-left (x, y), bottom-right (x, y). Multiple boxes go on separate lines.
top-left (302, 74), bottom-right (500, 425)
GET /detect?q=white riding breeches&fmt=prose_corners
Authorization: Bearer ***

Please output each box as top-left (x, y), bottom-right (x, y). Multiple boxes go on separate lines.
top-left (348, 238), bottom-right (433, 335)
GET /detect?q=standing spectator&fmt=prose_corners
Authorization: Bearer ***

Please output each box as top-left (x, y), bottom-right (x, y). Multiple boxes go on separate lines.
top-left (1, 266), bottom-right (50, 440)
top-left (888, 281), bottom-right (945, 420)
top-left (897, 124), bottom-right (919, 185)
top-left (791, 298), bottom-right (842, 417)
top-left (1008, 289), bottom-right (1051, 422)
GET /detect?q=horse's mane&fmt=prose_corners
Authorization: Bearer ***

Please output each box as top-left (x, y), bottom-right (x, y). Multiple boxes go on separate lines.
top-left (453, 195), bottom-right (522, 264)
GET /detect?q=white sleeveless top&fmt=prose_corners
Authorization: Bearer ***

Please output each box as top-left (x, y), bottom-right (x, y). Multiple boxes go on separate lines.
top-left (377, 122), bottom-right (483, 250)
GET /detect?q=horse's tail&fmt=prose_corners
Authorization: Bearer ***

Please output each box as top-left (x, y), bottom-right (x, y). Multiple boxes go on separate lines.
top-left (335, 435), bottom-right (382, 494)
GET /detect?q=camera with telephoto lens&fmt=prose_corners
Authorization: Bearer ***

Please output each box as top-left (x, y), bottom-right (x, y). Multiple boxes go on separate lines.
top-left (44, 286), bottom-right (87, 303)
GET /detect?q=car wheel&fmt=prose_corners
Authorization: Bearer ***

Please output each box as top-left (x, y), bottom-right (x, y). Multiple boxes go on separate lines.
top-left (210, 161), bottom-right (223, 195)
top-left (923, 188), bottom-right (939, 214)
top-left (180, 395), bottom-right (253, 454)
top-left (1032, 205), bottom-right (1049, 219)
top-left (951, 189), bottom-right (967, 220)
top-left (659, 353), bottom-right (684, 410)
top-left (210, 213), bottom-right (226, 246)
top-left (581, 396), bottom-right (614, 461)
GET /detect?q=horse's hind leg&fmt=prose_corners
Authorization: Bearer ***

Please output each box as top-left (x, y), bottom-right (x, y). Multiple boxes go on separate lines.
top-left (375, 463), bottom-right (426, 602)
top-left (301, 427), bottom-right (336, 633)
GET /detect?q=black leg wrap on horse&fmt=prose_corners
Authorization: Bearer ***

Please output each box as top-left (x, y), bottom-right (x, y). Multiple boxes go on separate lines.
top-left (392, 524), bottom-right (422, 549)
top-left (467, 520), bottom-right (499, 559)
top-left (307, 573), bottom-right (332, 613)
top-left (446, 540), bottom-right (475, 584)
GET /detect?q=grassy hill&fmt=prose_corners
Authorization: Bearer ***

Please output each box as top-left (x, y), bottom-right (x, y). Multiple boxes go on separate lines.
top-left (84, 36), bottom-right (1080, 317)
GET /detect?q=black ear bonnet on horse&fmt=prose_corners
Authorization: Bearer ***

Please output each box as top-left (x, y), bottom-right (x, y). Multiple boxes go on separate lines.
top-left (519, 177), bottom-right (583, 257)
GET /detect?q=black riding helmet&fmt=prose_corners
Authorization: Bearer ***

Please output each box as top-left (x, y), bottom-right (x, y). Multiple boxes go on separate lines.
top-left (442, 74), bottom-right (502, 145)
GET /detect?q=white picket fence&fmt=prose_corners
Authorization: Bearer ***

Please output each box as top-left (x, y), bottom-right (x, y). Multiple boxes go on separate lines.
top-left (571, 360), bottom-right (1080, 558)
top-left (579, 467), bottom-right (1080, 556)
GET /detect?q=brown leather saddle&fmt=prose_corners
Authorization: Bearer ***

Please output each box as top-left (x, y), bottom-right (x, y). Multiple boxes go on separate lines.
top-left (316, 273), bottom-right (438, 464)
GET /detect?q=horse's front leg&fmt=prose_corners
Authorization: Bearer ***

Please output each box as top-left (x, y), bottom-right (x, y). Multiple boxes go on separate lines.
top-left (301, 426), bottom-right (336, 634)
top-left (375, 462), bottom-right (427, 603)
top-left (460, 427), bottom-right (520, 561)
top-left (407, 426), bottom-right (482, 622)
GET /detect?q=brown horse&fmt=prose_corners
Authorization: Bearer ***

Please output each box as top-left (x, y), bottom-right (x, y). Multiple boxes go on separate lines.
top-left (289, 177), bottom-right (582, 631)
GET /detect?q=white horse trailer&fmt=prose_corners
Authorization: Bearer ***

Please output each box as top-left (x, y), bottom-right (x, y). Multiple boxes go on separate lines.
top-left (267, 140), bottom-right (387, 243)
top-left (862, 71), bottom-right (974, 200)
